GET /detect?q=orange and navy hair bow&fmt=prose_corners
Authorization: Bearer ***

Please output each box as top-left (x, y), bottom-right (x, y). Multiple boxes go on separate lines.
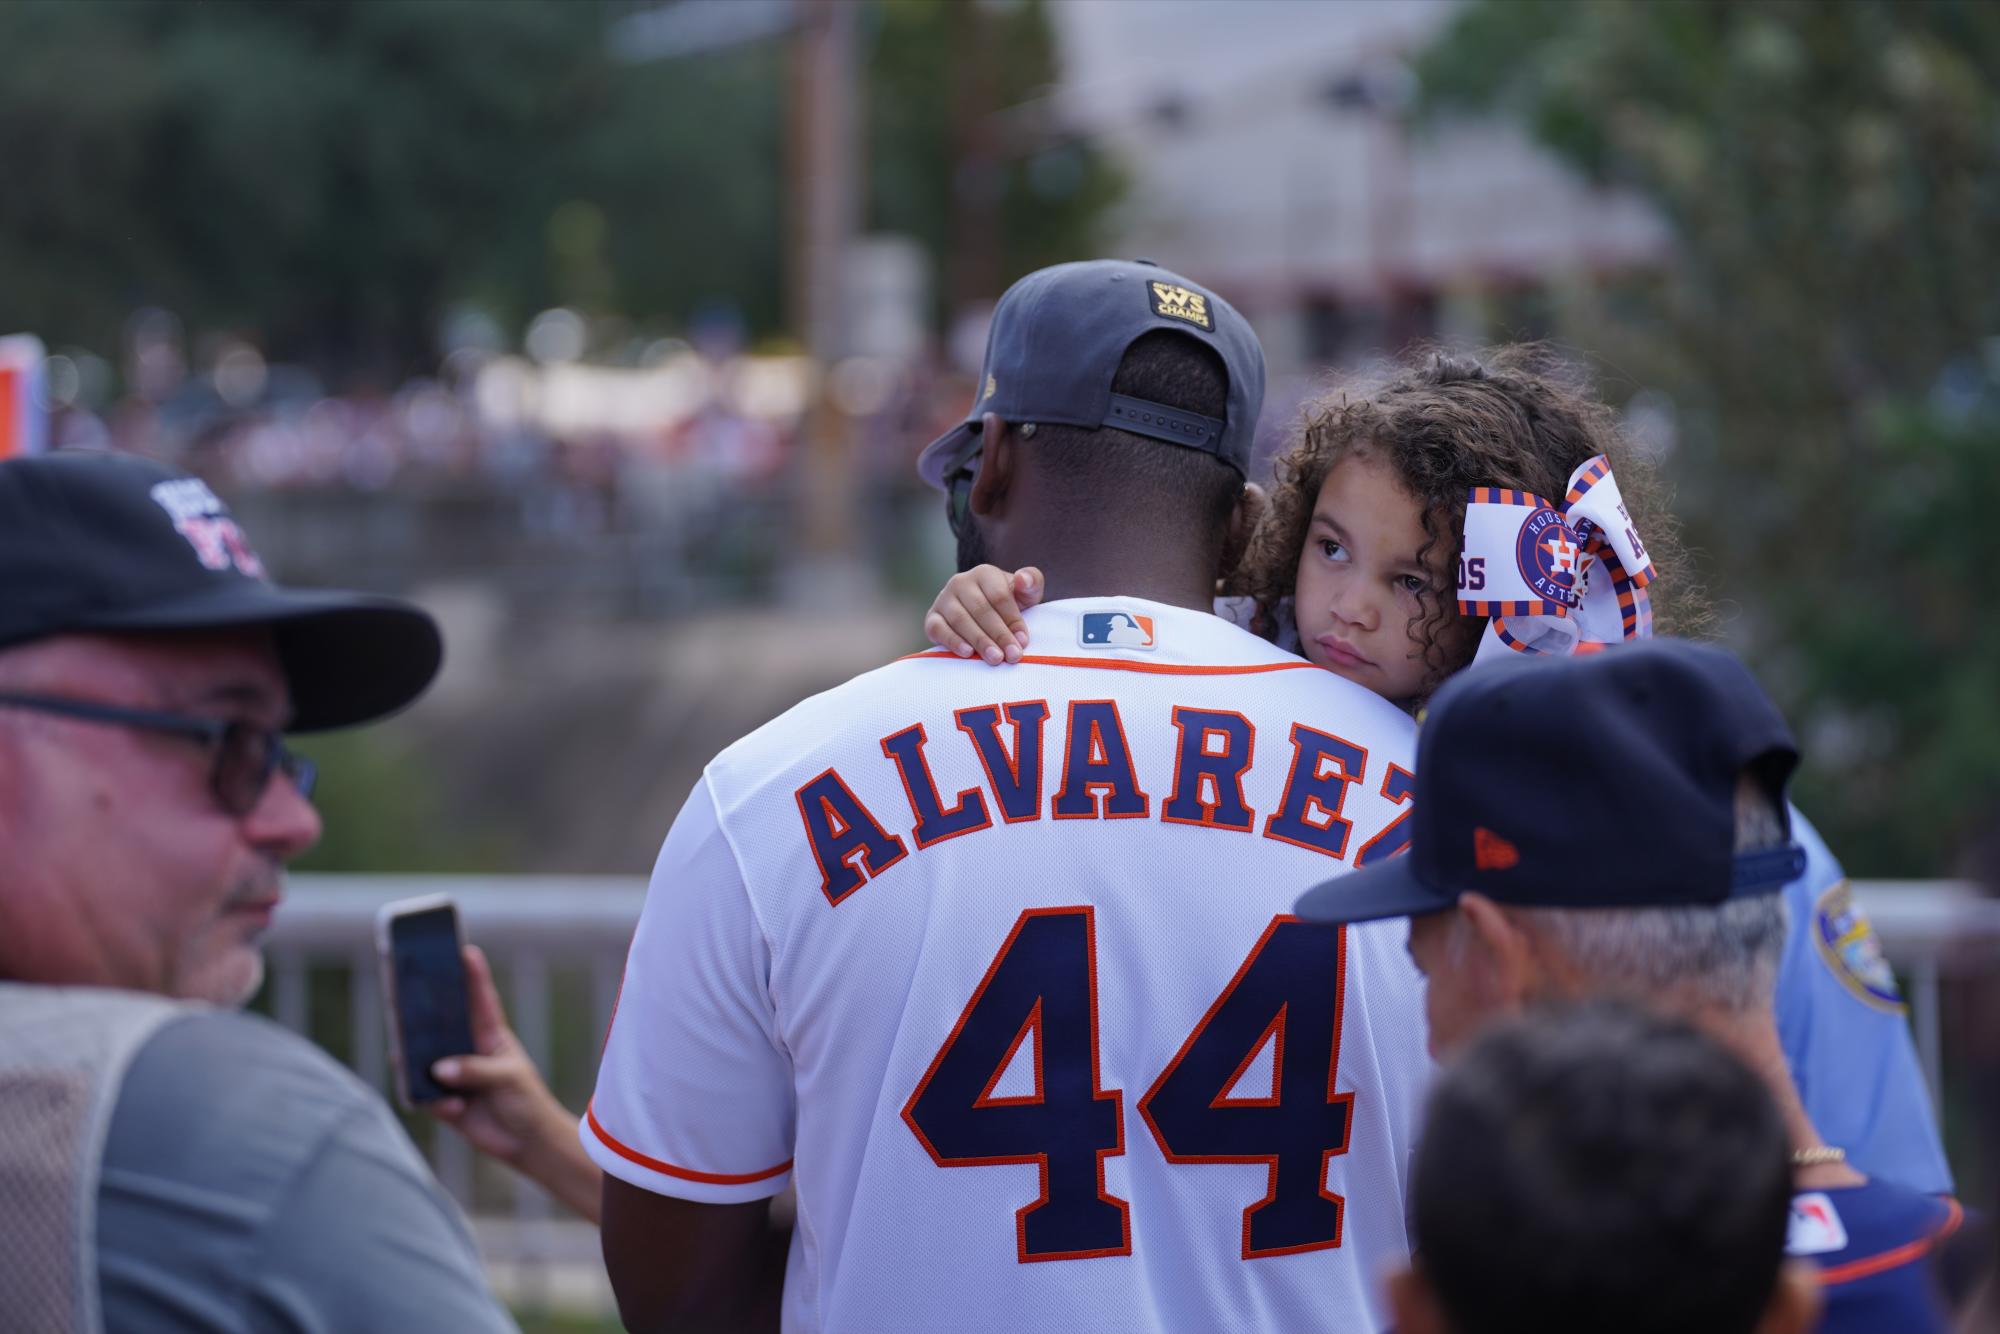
top-left (1456, 455), bottom-right (1657, 664)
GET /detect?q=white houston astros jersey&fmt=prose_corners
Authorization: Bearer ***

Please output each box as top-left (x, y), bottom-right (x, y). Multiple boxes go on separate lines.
top-left (585, 597), bottom-right (1431, 1334)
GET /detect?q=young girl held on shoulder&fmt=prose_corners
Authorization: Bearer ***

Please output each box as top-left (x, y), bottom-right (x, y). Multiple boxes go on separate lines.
top-left (923, 346), bottom-right (1697, 707)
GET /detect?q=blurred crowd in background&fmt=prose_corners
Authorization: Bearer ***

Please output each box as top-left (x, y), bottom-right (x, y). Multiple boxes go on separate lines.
top-left (2, 0), bottom-right (1996, 880)
top-left (3, 5), bottom-right (1997, 1327)
top-left (45, 303), bottom-right (917, 532)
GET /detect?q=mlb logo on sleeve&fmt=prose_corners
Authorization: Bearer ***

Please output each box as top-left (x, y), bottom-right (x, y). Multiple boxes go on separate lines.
top-left (1787, 1193), bottom-right (1850, 1255)
top-left (1079, 611), bottom-right (1156, 650)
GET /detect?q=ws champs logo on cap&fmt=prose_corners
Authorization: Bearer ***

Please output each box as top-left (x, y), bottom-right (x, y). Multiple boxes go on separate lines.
top-left (1148, 281), bottom-right (1212, 330)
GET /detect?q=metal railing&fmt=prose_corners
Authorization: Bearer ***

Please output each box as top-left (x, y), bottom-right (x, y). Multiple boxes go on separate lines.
top-left (261, 874), bottom-right (2000, 1306)
top-left (262, 875), bottom-right (647, 1312)
top-left (1830, 879), bottom-right (2000, 1106)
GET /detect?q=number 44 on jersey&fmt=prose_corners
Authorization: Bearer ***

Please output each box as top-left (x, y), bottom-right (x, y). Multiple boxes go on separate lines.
top-left (904, 908), bottom-right (1357, 1265)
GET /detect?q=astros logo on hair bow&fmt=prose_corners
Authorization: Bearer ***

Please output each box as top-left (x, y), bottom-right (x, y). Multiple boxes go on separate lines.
top-left (1457, 455), bottom-right (1657, 666)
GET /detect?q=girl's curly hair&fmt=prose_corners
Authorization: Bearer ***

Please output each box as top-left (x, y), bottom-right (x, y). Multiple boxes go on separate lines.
top-left (1225, 344), bottom-right (1704, 696)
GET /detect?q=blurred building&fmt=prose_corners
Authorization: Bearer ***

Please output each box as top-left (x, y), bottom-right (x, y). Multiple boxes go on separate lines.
top-left (1048, 0), bottom-right (1669, 382)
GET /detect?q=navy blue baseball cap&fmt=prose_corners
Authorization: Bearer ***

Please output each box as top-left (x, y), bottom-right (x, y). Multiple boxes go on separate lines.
top-left (0, 451), bottom-right (442, 732)
top-left (916, 259), bottom-right (1266, 489)
top-left (1295, 640), bottom-right (1809, 925)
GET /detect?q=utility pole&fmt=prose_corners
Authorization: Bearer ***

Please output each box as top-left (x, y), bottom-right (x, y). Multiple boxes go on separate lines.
top-left (790, 0), bottom-right (859, 371)
top-left (947, 1), bottom-right (1002, 312)
top-left (612, 0), bottom-right (870, 604)
top-left (788, 0), bottom-right (871, 603)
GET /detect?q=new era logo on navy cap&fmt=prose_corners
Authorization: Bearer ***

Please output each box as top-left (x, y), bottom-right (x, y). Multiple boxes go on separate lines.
top-left (916, 259), bottom-right (1266, 490)
top-left (1295, 639), bottom-right (1809, 926)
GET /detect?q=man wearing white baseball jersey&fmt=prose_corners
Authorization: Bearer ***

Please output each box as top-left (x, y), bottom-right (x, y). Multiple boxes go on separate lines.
top-left (587, 260), bottom-right (1430, 1333)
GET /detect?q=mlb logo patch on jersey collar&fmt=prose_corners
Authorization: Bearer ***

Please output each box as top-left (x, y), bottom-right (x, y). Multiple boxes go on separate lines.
top-left (1078, 610), bottom-right (1156, 650)
top-left (1787, 1193), bottom-right (1850, 1256)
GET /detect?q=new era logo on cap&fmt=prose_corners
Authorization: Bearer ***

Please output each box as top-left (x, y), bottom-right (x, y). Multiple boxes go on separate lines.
top-left (1079, 611), bottom-right (1155, 650)
top-left (1474, 827), bottom-right (1520, 871)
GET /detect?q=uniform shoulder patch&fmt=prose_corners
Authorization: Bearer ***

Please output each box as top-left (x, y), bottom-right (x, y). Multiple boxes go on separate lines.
top-left (1148, 281), bottom-right (1213, 330)
top-left (1812, 881), bottom-right (1905, 1013)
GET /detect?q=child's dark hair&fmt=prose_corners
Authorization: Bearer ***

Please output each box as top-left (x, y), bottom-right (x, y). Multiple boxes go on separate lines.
top-left (1413, 1002), bottom-right (1793, 1334)
top-left (1227, 345), bottom-right (1703, 694)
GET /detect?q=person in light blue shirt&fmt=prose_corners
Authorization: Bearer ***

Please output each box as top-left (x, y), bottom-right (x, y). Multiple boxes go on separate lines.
top-left (1297, 640), bottom-right (1962, 1334)
top-left (1777, 809), bottom-right (1953, 1194)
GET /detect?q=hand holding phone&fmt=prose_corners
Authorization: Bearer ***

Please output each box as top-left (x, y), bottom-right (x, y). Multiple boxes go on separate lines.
top-left (375, 895), bottom-right (606, 1221)
top-left (376, 895), bottom-right (477, 1109)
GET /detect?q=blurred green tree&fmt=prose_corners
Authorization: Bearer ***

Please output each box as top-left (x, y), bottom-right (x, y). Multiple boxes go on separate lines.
top-left (867, 0), bottom-right (1125, 319)
top-left (1418, 0), bottom-right (2000, 872)
top-left (0, 0), bottom-right (1116, 382)
top-left (290, 728), bottom-right (515, 873)
top-left (0, 0), bottom-right (619, 380)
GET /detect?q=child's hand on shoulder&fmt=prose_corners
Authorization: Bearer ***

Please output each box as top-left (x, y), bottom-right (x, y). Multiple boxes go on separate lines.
top-left (924, 566), bottom-right (1044, 665)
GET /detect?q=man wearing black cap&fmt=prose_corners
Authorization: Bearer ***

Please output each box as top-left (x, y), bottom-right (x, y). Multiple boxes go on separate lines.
top-left (590, 261), bottom-right (1430, 1333)
top-left (0, 452), bottom-right (516, 1332)
top-left (1295, 639), bottom-right (1962, 1334)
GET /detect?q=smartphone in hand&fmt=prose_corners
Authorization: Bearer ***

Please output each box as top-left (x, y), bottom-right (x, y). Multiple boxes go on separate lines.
top-left (375, 894), bottom-right (477, 1109)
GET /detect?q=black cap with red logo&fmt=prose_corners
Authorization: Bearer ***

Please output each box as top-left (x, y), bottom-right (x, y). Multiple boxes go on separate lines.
top-left (1294, 639), bottom-right (1808, 925)
top-left (0, 451), bottom-right (440, 732)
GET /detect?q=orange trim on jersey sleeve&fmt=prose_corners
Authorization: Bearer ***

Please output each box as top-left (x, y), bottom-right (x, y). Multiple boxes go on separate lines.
top-left (584, 1100), bottom-right (792, 1185)
top-left (899, 650), bottom-right (1323, 677)
top-left (1817, 1199), bottom-right (1964, 1286)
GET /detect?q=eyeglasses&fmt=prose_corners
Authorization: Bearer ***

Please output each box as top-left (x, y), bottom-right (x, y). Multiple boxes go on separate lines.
top-left (0, 692), bottom-right (316, 816)
top-left (944, 448), bottom-right (982, 539)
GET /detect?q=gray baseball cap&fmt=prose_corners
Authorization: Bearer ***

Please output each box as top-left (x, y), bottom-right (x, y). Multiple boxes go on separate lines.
top-left (916, 259), bottom-right (1267, 489)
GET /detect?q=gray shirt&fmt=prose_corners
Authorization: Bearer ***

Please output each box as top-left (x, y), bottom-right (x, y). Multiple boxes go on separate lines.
top-left (94, 1010), bottom-right (517, 1333)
